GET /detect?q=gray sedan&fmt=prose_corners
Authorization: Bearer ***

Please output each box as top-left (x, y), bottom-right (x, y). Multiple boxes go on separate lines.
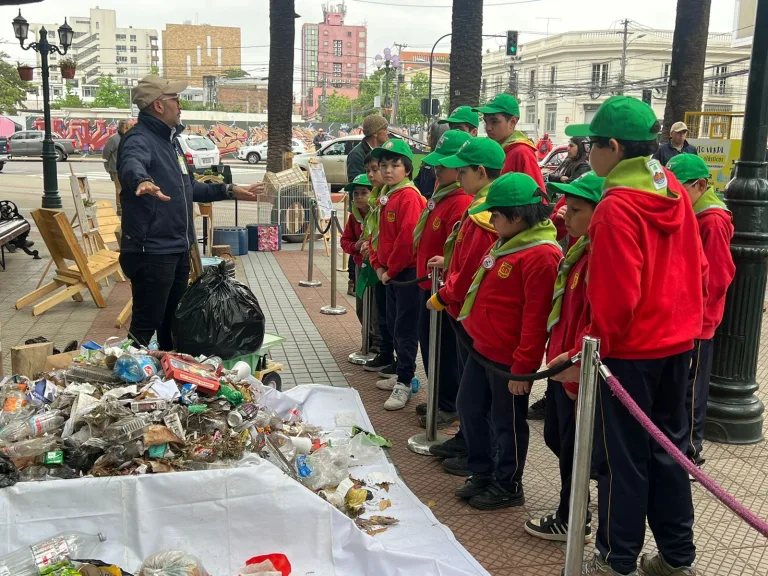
top-left (7, 130), bottom-right (77, 162)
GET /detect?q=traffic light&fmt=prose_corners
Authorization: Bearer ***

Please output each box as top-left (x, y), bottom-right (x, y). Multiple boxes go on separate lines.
top-left (421, 98), bottom-right (440, 117)
top-left (642, 89), bottom-right (652, 105)
top-left (506, 30), bottom-right (519, 56)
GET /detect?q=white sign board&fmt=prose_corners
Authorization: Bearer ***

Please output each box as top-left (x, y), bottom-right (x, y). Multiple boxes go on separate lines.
top-left (131, 104), bottom-right (140, 118)
top-left (308, 161), bottom-right (333, 220)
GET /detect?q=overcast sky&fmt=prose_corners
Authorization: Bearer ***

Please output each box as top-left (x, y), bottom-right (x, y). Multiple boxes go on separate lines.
top-left (0, 0), bottom-right (739, 90)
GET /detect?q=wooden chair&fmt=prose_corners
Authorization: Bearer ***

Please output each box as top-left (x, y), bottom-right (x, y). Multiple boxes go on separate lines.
top-left (16, 209), bottom-right (121, 316)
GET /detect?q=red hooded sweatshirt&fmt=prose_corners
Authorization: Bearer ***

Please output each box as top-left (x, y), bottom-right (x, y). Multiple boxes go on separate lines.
top-left (369, 181), bottom-right (426, 279)
top-left (414, 186), bottom-right (472, 290)
top-left (462, 242), bottom-right (561, 373)
top-left (569, 158), bottom-right (708, 360)
top-left (340, 210), bottom-right (365, 267)
top-left (693, 190), bottom-right (735, 340)
top-left (502, 133), bottom-right (547, 190)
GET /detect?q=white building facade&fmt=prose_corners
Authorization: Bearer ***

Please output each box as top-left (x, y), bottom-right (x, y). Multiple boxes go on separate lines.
top-left (481, 29), bottom-right (751, 144)
top-left (27, 8), bottom-right (158, 105)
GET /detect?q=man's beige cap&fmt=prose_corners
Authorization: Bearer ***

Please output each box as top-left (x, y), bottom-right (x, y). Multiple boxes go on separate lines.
top-left (131, 75), bottom-right (188, 110)
top-left (670, 121), bottom-right (689, 133)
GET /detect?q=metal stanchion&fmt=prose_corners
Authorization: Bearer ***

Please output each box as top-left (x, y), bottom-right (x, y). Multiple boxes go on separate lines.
top-left (338, 195), bottom-right (349, 272)
top-left (563, 336), bottom-right (601, 576)
top-left (349, 283), bottom-right (376, 364)
top-left (321, 210), bottom-right (347, 315)
top-left (298, 204), bottom-right (322, 288)
top-left (408, 266), bottom-right (449, 454)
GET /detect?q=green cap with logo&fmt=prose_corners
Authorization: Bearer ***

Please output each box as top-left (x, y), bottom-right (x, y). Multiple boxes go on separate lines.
top-left (469, 172), bottom-right (544, 215)
top-left (546, 171), bottom-right (605, 204)
top-left (565, 95), bottom-right (660, 141)
top-left (343, 173), bottom-right (373, 193)
top-left (666, 153), bottom-right (709, 183)
top-left (438, 106), bottom-right (480, 128)
top-left (371, 138), bottom-right (413, 160)
top-left (438, 137), bottom-right (506, 170)
top-left (423, 130), bottom-right (473, 166)
top-left (472, 93), bottom-right (521, 118)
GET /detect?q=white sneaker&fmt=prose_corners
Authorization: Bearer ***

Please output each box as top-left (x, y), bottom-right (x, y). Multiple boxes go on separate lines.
top-left (384, 382), bottom-right (412, 410)
top-left (376, 376), bottom-right (397, 391)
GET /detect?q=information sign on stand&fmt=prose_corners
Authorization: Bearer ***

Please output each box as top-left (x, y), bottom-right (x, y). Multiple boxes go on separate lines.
top-left (308, 160), bottom-right (333, 220)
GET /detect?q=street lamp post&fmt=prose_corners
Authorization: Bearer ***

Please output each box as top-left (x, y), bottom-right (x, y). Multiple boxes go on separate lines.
top-left (12, 10), bottom-right (73, 209)
top-left (374, 48), bottom-right (399, 122)
top-left (707, 0), bottom-right (768, 444)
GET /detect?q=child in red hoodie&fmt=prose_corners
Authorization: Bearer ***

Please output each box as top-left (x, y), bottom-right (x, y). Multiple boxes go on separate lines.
top-left (413, 130), bottom-right (473, 426)
top-left (550, 96), bottom-right (707, 576)
top-left (473, 93), bottom-right (545, 189)
top-left (369, 139), bottom-right (427, 411)
top-left (340, 173), bottom-right (373, 330)
top-left (667, 154), bottom-right (735, 469)
top-left (523, 171), bottom-right (604, 542)
top-left (453, 172), bottom-right (561, 511)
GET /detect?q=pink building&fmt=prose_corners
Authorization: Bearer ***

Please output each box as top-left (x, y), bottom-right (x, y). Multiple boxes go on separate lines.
top-left (301, 2), bottom-right (367, 119)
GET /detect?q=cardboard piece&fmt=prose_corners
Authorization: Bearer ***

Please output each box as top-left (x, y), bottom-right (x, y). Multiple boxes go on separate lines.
top-left (11, 342), bottom-right (54, 378)
top-left (44, 351), bottom-right (78, 372)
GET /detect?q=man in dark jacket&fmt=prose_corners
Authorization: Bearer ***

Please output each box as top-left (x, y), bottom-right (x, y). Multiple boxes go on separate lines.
top-left (653, 121), bottom-right (698, 166)
top-left (118, 75), bottom-right (261, 350)
top-left (346, 114), bottom-right (388, 182)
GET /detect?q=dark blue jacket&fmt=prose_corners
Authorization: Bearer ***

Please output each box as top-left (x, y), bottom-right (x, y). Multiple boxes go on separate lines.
top-left (117, 112), bottom-right (228, 254)
top-left (652, 140), bottom-right (698, 167)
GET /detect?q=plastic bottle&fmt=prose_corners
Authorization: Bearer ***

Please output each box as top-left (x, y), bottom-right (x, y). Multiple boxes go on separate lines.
top-left (0, 435), bottom-right (58, 458)
top-left (0, 532), bottom-right (106, 576)
top-left (104, 416), bottom-right (149, 444)
top-left (411, 377), bottom-right (420, 393)
top-left (0, 412), bottom-right (65, 443)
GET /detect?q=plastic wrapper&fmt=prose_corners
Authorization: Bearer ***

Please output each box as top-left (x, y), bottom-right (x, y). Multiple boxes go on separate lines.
top-left (0, 435), bottom-right (57, 458)
top-left (172, 262), bottom-right (266, 359)
top-left (137, 550), bottom-right (209, 576)
top-left (296, 445), bottom-right (348, 491)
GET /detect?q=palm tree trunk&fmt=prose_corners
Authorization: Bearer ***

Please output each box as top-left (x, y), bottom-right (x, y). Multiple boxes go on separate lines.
top-left (267, 0), bottom-right (296, 173)
top-left (448, 0), bottom-right (484, 111)
top-left (661, 0), bottom-right (713, 140)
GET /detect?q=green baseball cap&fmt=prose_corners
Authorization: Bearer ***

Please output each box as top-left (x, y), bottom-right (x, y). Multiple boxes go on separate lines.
top-left (438, 106), bottom-right (480, 128)
top-left (423, 130), bottom-right (473, 166)
top-left (472, 93), bottom-right (521, 118)
top-left (469, 172), bottom-right (543, 215)
top-left (438, 137), bottom-right (505, 170)
top-left (667, 153), bottom-right (709, 183)
top-left (343, 173), bottom-right (373, 193)
top-left (371, 138), bottom-right (413, 160)
top-left (546, 171), bottom-right (605, 204)
top-left (565, 95), bottom-right (660, 141)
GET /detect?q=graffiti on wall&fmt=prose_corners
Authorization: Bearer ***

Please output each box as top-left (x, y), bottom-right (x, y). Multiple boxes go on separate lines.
top-left (26, 116), bottom-right (363, 154)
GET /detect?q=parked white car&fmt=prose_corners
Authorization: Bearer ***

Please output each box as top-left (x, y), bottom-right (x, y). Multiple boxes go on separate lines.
top-left (238, 138), bottom-right (307, 165)
top-left (177, 134), bottom-right (220, 172)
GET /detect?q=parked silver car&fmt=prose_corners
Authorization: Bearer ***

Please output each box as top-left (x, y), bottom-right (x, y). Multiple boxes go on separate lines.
top-left (7, 130), bottom-right (77, 162)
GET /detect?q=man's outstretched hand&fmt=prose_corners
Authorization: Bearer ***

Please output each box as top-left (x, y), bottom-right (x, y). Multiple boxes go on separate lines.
top-left (136, 180), bottom-right (171, 201)
top-left (232, 182), bottom-right (265, 201)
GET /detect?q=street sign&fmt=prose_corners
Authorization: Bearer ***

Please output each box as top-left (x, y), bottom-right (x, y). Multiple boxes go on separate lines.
top-left (308, 160), bottom-right (333, 220)
top-left (131, 104), bottom-right (139, 118)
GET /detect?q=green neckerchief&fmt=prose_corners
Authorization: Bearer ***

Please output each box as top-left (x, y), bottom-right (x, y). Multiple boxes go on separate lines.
top-left (370, 178), bottom-right (413, 250)
top-left (547, 235), bottom-right (589, 332)
top-left (502, 130), bottom-right (535, 150)
top-left (413, 182), bottom-right (461, 249)
top-left (443, 183), bottom-right (492, 270)
top-left (458, 219), bottom-right (559, 321)
top-left (603, 156), bottom-right (670, 197)
top-left (362, 186), bottom-right (381, 241)
top-left (693, 186), bottom-right (730, 216)
top-left (351, 202), bottom-right (366, 225)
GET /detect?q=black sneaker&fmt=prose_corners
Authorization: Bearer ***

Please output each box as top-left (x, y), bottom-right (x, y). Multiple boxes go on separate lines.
top-left (429, 434), bottom-right (467, 459)
top-left (455, 475), bottom-right (493, 499)
top-left (378, 361), bottom-right (397, 378)
top-left (442, 455), bottom-right (471, 477)
top-left (468, 481), bottom-right (525, 511)
top-left (363, 354), bottom-right (393, 372)
top-left (528, 395), bottom-right (547, 420)
top-left (416, 403), bottom-right (427, 416)
top-left (419, 410), bottom-right (459, 429)
top-left (525, 513), bottom-right (591, 542)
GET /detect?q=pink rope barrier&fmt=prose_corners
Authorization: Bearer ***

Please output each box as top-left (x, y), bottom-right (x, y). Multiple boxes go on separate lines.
top-left (603, 374), bottom-right (768, 540)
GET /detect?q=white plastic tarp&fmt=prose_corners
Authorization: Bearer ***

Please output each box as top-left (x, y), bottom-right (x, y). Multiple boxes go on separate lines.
top-left (0, 385), bottom-right (489, 576)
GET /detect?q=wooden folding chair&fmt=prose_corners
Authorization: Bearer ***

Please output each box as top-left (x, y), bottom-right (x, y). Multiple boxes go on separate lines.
top-left (16, 209), bottom-right (121, 316)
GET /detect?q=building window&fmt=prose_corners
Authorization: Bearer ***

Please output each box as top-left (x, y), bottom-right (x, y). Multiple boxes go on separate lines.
top-left (53, 88), bottom-right (61, 96)
top-left (710, 65), bottom-right (728, 96)
top-left (360, 31), bottom-right (366, 38)
top-left (359, 62), bottom-right (366, 69)
top-left (323, 29), bottom-right (328, 35)
top-left (130, 67), bottom-right (138, 75)
top-left (550, 66), bottom-right (556, 85)
top-left (359, 41), bottom-right (365, 49)
top-left (130, 46), bottom-right (137, 53)
top-left (359, 51), bottom-right (365, 57)
top-left (95, 22), bottom-right (99, 30)
top-left (333, 40), bottom-right (342, 57)
top-left (116, 45), bottom-right (126, 52)
top-left (347, 42), bottom-right (352, 48)
top-left (583, 104), bottom-right (600, 123)
top-left (131, 57), bottom-right (138, 64)
top-left (116, 34), bottom-right (126, 41)
top-left (525, 105), bottom-right (535, 124)
top-left (333, 63), bottom-right (342, 76)
top-left (197, 46), bottom-right (201, 65)
top-left (347, 31), bottom-right (352, 37)
top-left (186, 55), bottom-right (191, 77)
top-left (207, 35), bottom-right (212, 56)
top-left (83, 87), bottom-right (94, 98)
top-left (591, 63), bottom-right (609, 87)
top-left (323, 40), bottom-right (328, 46)
top-left (217, 47), bottom-right (222, 67)
top-left (545, 104), bottom-right (557, 132)
top-left (130, 34), bottom-right (136, 42)
top-left (117, 56), bottom-right (128, 63)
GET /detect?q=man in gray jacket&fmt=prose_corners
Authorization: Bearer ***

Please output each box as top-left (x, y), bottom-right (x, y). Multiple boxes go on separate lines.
top-left (103, 120), bottom-right (131, 215)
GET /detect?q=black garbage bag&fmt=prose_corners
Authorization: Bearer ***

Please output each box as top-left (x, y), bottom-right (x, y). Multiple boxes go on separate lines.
top-left (173, 261), bottom-right (265, 359)
top-left (0, 456), bottom-right (19, 488)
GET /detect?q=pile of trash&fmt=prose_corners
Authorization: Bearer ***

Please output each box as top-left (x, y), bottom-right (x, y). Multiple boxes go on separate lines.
top-left (0, 337), bottom-right (399, 529)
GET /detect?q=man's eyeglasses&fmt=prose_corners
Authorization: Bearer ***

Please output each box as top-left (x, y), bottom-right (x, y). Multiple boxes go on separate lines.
top-left (160, 95), bottom-right (181, 105)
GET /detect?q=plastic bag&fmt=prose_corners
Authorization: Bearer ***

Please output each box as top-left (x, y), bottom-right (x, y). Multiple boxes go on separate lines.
top-left (137, 550), bottom-right (209, 576)
top-left (297, 445), bottom-right (348, 491)
top-left (173, 262), bottom-right (265, 359)
top-left (0, 456), bottom-right (19, 488)
top-left (347, 432), bottom-right (383, 466)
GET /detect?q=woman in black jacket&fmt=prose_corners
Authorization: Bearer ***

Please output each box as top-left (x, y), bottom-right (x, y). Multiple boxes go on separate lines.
top-left (547, 137), bottom-right (590, 184)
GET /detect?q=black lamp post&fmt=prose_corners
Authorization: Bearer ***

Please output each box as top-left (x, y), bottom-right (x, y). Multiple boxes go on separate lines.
top-left (374, 48), bottom-right (400, 121)
top-left (707, 0), bottom-right (768, 444)
top-left (12, 10), bottom-right (73, 209)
